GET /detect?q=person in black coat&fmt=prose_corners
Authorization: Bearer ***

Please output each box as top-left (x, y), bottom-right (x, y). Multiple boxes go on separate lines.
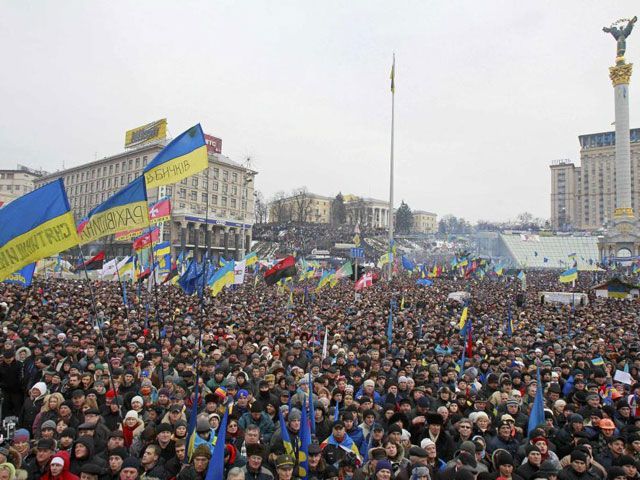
top-left (425, 413), bottom-right (456, 462)
top-left (1, 350), bottom-right (25, 417)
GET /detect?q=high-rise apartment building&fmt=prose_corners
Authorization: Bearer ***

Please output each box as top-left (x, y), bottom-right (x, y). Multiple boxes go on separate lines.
top-left (550, 128), bottom-right (640, 230)
top-left (0, 166), bottom-right (46, 206)
top-left (34, 142), bottom-right (256, 260)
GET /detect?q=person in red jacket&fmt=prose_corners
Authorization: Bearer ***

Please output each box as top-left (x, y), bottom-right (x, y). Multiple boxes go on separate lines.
top-left (41, 451), bottom-right (79, 480)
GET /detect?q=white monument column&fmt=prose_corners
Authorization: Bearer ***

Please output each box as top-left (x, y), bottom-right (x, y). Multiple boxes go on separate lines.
top-left (611, 62), bottom-right (634, 218)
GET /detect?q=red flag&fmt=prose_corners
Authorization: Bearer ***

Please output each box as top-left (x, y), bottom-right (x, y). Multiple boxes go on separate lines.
top-left (264, 256), bottom-right (297, 286)
top-left (148, 197), bottom-right (171, 224)
top-left (133, 227), bottom-right (160, 251)
top-left (74, 251), bottom-right (105, 271)
top-left (465, 323), bottom-right (473, 358)
top-left (355, 272), bottom-right (373, 291)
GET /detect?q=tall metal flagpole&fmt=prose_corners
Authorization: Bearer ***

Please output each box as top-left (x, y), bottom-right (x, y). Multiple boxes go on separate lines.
top-left (388, 54), bottom-right (396, 281)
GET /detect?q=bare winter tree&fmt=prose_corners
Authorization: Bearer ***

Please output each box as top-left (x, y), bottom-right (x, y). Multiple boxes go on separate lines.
top-left (254, 190), bottom-right (268, 224)
top-left (269, 191), bottom-right (291, 223)
top-left (291, 187), bottom-right (313, 223)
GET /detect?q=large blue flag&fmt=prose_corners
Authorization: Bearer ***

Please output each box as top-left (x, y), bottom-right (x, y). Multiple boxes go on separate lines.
top-left (144, 124), bottom-right (208, 189)
top-left (77, 176), bottom-right (149, 245)
top-left (416, 278), bottom-right (433, 286)
top-left (298, 397), bottom-right (311, 478)
top-left (0, 179), bottom-right (78, 282)
top-left (3, 263), bottom-right (36, 287)
top-left (185, 376), bottom-right (200, 461)
top-left (401, 256), bottom-right (415, 271)
top-left (178, 259), bottom-right (204, 296)
top-left (527, 369), bottom-right (545, 436)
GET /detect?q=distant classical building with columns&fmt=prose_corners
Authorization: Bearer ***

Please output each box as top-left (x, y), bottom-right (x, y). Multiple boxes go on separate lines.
top-left (343, 194), bottom-right (391, 228)
top-left (35, 139), bottom-right (255, 261)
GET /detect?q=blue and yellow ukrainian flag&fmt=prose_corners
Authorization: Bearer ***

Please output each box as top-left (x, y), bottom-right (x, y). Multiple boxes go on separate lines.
top-left (3, 263), bottom-right (36, 287)
top-left (0, 179), bottom-right (78, 282)
top-left (78, 177), bottom-right (149, 244)
top-left (209, 261), bottom-right (235, 297)
top-left (143, 124), bottom-right (208, 189)
top-left (244, 251), bottom-right (258, 267)
top-left (559, 267), bottom-right (578, 283)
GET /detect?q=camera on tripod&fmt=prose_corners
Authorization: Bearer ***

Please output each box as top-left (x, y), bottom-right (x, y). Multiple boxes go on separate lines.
top-left (2, 417), bottom-right (18, 442)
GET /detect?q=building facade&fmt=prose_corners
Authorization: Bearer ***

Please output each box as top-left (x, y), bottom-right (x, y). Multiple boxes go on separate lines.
top-left (343, 194), bottom-right (391, 228)
top-left (35, 142), bottom-right (256, 260)
top-left (412, 210), bottom-right (438, 234)
top-left (550, 128), bottom-right (640, 230)
top-left (268, 192), bottom-right (333, 224)
top-left (0, 166), bottom-right (46, 206)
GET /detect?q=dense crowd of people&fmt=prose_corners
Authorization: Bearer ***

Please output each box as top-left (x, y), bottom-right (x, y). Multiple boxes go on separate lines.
top-left (252, 223), bottom-right (389, 258)
top-left (0, 266), bottom-right (639, 480)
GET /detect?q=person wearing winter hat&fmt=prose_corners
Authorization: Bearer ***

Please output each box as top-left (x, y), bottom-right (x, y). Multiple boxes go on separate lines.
top-left (40, 420), bottom-right (57, 440)
top-left (516, 445), bottom-right (542, 480)
top-left (41, 451), bottom-right (79, 480)
top-left (121, 411), bottom-right (143, 449)
top-left (119, 457), bottom-right (140, 480)
top-left (275, 454), bottom-right (295, 479)
top-left (492, 449), bottom-right (516, 479)
top-left (607, 466), bottom-right (627, 480)
top-left (411, 466), bottom-right (430, 480)
top-left (12, 429), bottom-right (31, 458)
top-left (106, 448), bottom-right (128, 480)
top-left (153, 423), bottom-right (176, 462)
top-left (566, 450), bottom-right (589, 477)
top-left (129, 396), bottom-right (144, 413)
top-left (0, 463), bottom-right (16, 480)
top-left (240, 443), bottom-right (271, 479)
top-left (375, 459), bottom-right (393, 479)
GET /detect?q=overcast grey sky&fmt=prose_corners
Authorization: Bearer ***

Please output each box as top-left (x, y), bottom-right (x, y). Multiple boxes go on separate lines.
top-left (0, 1), bottom-right (638, 222)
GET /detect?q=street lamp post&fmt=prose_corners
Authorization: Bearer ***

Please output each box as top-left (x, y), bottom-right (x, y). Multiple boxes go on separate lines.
top-left (240, 173), bottom-right (253, 259)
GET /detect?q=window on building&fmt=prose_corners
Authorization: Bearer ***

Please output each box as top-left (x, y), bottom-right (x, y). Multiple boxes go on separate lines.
top-left (179, 188), bottom-right (186, 199)
top-left (232, 172), bottom-right (238, 183)
top-left (192, 178), bottom-right (198, 187)
top-left (115, 164), bottom-right (119, 174)
top-left (222, 197), bottom-right (227, 207)
top-left (231, 185), bottom-right (237, 195)
top-left (128, 159), bottom-right (133, 170)
top-left (166, 187), bottom-right (172, 195)
top-left (213, 168), bottom-right (219, 179)
top-left (223, 170), bottom-right (228, 182)
top-left (179, 202), bottom-right (185, 209)
top-left (212, 194), bottom-right (218, 205)
top-left (190, 191), bottom-right (197, 201)
top-left (109, 165), bottom-right (113, 175)
top-left (201, 193), bottom-right (207, 203)
top-left (143, 156), bottom-right (148, 165)
top-left (107, 178), bottom-right (111, 188)
top-left (222, 184), bottom-right (228, 194)
top-left (213, 182), bottom-right (218, 191)
top-left (181, 179), bottom-right (187, 185)
top-left (231, 199), bottom-right (237, 208)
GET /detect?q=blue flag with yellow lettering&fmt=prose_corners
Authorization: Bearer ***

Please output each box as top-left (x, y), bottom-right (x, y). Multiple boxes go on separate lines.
top-left (77, 176), bottom-right (149, 245)
top-left (143, 124), bottom-right (208, 189)
top-left (0, 179), bottom-right (78, 282)
top-left (3, 263), bottom-right (36, 287)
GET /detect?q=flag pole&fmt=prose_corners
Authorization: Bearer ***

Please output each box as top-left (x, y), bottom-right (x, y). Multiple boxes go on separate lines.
top-left (77, 245), bottom-right (123, 423)
top-left (388, 53), bottom-right (396, 281)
